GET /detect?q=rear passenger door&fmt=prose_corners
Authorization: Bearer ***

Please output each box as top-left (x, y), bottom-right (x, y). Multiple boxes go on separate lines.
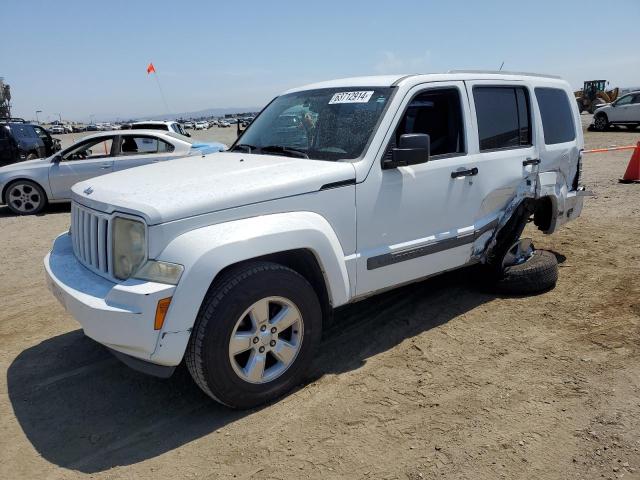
top-left (465, 81), bottom-right (538, 231)
top-left (113, 134), bottom-right (180, 171)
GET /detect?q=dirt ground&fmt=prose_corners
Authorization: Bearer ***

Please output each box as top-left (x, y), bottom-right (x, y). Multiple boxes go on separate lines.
top-left (0, 120), bottom-right (639, 480)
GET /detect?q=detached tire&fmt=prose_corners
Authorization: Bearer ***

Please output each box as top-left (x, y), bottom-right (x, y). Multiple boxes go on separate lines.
top-left (186, 261), bottom-right (322, 409)
top-left (496, 250), bottom-right (558, 295)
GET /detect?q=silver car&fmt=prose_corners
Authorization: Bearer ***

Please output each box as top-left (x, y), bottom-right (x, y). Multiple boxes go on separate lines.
top-left (0, 130), bottom-right (226, 215)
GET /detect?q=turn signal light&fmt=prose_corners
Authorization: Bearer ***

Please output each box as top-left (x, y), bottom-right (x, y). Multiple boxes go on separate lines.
top-left (154, 297), bottom-right (172, 330)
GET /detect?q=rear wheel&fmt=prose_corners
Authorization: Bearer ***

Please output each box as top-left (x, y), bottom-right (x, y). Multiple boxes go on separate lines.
top-left (496, 242), bottom-right (558, 295)
top-left (593, 114), bottom-right (609, 132)
top-left (186, 262), bottom-right (322, 409)
top-left (5, 180), bottom-right (47, 215)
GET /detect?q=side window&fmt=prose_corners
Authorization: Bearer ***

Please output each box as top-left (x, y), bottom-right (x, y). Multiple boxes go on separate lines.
top-left (615, 95), bottom-right (633, 106)
top-left (474, 86), bottom-right (531, 151)
top-left (386, 88), bottom-right (465, 158)
top-left (535, 87), bottom-right (576, 145)
top-left (33, 126), bottom-right (49, 140)
top-left (62, 137), bottom-right (114, 161)
top-left (119, 136), bottom-right (175, 155)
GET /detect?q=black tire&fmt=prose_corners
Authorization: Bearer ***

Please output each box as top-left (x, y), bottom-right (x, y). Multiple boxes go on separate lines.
top-left (496, 250), bottom-right (558, 295)
top-left (593, 113), bottom-right (609, 132)
top-left (185, 261), bottom-right (322, 409)
top-left (5, 179), bottom-right (48, 215)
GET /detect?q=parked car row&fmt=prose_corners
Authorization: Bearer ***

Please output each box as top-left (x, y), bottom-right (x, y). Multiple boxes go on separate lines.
top-left (0, 129), bottom-right (226, 214)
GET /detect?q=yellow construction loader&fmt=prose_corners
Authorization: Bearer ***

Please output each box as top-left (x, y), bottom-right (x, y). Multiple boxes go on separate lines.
top-left (574, 80), bottom-right (619, 114)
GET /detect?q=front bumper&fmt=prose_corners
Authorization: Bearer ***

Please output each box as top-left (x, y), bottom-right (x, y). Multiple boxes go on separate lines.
top-left (44, 233), bottom-right (176, 364)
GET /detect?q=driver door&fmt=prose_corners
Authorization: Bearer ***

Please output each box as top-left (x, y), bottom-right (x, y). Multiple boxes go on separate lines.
top-left (48, 136), bottom-right (115, 200)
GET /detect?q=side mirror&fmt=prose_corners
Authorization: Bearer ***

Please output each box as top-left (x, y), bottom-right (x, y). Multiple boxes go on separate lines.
top-left (384, 133), bottom-right (430, 169)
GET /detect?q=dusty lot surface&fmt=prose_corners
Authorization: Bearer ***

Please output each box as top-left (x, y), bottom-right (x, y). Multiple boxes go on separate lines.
top-left (1, 124), bottom-right (639, 480)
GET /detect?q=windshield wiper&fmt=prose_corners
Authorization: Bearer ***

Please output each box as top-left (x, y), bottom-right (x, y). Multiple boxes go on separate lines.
top-left (230, 143), bottom-right (256, 153)
top-left (260, 145), bottom-right (309, 159)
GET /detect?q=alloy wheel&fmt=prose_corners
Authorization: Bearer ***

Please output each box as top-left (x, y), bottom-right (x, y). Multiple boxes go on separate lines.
top-left (228, 296), bottom-right (304, 384)
top-left (9, 183), bottom-right (42, 214)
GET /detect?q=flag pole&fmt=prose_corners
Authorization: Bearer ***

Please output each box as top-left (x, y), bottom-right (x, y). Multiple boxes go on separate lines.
top-left (148, 63), bottom-right (170, 117)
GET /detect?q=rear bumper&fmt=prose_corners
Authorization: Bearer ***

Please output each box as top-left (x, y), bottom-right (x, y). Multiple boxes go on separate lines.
top-left (564, 188), bottom-right (585, 220)
top-left (44, 233), bottom-right (176, 363)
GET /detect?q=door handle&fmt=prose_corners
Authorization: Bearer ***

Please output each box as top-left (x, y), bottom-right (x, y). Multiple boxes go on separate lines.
top-left (523, 158), bottom-right (541, 166)
top-left (451, 167), bottom-right (478, 178)
top-left (100, 163), bottom-right (111, 169)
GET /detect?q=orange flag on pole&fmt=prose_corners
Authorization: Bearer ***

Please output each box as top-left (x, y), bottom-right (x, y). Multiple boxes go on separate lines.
top-left (146, 62), bottom-right (156, 74)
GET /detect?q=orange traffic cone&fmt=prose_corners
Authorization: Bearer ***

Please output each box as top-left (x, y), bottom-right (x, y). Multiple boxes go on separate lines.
top-left (620, 141), bottom-right (640, 183)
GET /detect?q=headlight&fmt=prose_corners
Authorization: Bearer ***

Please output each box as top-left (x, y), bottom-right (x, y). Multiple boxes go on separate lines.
top-left (134, 260), bottom-right (183, 285)
top-left (112, 217), bottom-right (146, 280)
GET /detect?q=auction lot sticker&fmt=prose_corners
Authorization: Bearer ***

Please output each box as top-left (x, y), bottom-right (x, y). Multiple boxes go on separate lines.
top-left (329, 91), bottom-right (374, 104)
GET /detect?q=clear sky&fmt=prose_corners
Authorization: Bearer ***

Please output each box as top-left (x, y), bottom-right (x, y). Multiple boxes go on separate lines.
top-left (2, 0), bottom-right (639, 122)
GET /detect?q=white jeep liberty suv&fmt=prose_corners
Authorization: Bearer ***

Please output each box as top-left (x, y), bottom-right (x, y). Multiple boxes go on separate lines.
top-left (45, 72), bottom-right (586, 408)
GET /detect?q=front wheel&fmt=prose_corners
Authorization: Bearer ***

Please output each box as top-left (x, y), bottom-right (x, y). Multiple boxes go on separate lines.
top-left (593, 114), bottom-right (609, 132)
top-left (5, 180), bottom-right (47, 215)
top-left (186, 262), bottom-right (322, 409)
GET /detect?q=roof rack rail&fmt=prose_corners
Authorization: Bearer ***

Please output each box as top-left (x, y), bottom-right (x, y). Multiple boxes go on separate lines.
top-left (0, 117), bottom-right (26, 123)
top-left (447, 70), bottom-right (562, 79)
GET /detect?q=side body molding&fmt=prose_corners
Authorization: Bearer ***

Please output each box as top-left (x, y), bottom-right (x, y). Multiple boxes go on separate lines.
top-left (150, 211), bottom-right (350, 366)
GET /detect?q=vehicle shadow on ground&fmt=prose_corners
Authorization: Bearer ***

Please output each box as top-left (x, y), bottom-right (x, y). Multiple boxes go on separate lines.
top-left (0, 203), bottom-right (70, 218)
top-left (8, 267), bottom-right (496, 473)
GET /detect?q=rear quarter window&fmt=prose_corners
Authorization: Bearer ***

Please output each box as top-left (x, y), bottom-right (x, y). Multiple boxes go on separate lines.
top-left (535, 87), bottom-right (576, 144)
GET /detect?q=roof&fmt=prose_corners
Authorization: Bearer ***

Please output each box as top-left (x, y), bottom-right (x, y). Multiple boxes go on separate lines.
top-left (75, 129), bottom-right (183, 141)
top-left (131, 120), bottom-right (177, 125)
top-left (284, 71), bottom-right (567, 94)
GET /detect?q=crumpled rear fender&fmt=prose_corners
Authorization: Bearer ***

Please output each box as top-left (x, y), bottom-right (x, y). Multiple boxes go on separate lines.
top-left (472, 167), bottom-right (583, 261)
top-left (149, 211), bottom-right (350, 366)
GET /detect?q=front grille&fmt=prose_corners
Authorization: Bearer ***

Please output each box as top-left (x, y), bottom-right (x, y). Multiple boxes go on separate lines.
top-left (71, 202), bottom-right (111, 276)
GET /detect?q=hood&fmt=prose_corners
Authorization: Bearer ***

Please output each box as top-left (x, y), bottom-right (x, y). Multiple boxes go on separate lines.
top-left (0, 157), bottom-right (52, 174)
top-left (72, 151), bottom-right (355, 225)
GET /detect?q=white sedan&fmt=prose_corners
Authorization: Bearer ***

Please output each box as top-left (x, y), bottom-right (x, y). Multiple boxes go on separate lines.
top-left (0, 130), bottom-right (225, 215)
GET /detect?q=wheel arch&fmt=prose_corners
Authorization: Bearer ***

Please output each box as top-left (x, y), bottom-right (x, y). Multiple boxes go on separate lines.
top-left (149, 211), bottom-right (351, 366)
top-left (215, 249), bottom-right (333, 325)
top-left (2, 177), bottom-right (48, 204)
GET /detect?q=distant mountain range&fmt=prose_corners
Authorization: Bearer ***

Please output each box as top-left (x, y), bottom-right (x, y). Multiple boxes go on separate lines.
top-left (142, 106), bottom-right (261, 121)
